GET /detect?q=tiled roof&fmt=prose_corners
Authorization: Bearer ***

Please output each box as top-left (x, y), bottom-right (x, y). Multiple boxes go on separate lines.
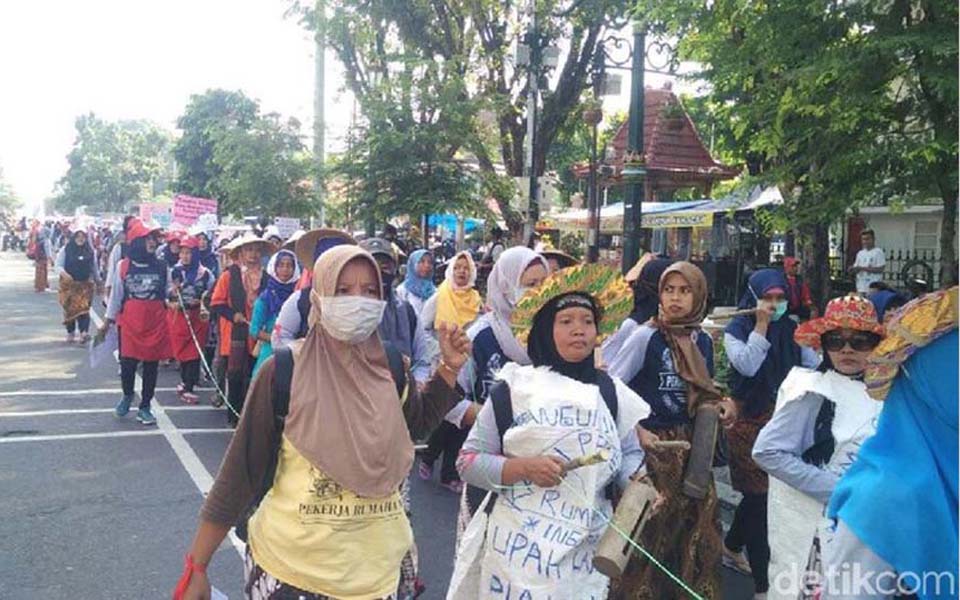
top-left (573, 87), bottom-right (740, 183)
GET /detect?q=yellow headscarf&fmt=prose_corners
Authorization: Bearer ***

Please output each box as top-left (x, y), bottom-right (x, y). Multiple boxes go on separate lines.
top-left (434, 251), bottom-right (482, 329)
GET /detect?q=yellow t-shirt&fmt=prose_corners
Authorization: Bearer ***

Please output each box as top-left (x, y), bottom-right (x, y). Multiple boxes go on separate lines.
top-left (248, 436), bottom-right (413, 599)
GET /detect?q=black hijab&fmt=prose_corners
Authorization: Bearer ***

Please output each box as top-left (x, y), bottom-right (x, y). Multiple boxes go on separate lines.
top-left (128, 236), bottom-right (158, 265)
top-left (630, 258), bottom-right (675, 324)
top-left (64, 232), bottom-right (94, 281)
top-left (528, 292), bottom-right (601, 384)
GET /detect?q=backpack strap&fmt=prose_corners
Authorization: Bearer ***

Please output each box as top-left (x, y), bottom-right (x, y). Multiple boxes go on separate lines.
top-left (596, 371), bottom-right (620, 502)
top-left (263, 346), bottom-right (294, 495)
top-left (118, 259), bottom-right (130, 304)
top-left (228, 264), bottom-right (246, 315)
top-left (405, 302), bottom-right (418, 339)
top-left (235, 347), bottom-right (295, 543)
top-left (383, 342), bottom-right (408, 400)
top-left (596, 371), bottom-right (618, 422)
top-left (295, 290), bottom-right (311, 339)
top-left (271, 346), bottom-right (294, 424)
top-left (489, 380), bottom-right (514, 443)
top-left (478, 380), bottom-right (515, 515)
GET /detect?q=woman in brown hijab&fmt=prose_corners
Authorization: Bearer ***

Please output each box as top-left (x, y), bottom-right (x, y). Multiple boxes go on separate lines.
top-left (177, 245), bottom-right (472, 600)
top-left (607, 261), bottom-right (737, 600)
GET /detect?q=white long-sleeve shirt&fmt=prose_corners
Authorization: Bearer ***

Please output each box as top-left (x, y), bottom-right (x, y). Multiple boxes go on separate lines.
top-left (752, 391), bottom-right (839, 504)
top-left (724, 330), bottom-right (821, 377)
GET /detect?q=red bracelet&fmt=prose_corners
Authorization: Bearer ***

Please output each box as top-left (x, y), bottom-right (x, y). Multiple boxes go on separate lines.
top-left (172, 554), bottom-right (206, 600)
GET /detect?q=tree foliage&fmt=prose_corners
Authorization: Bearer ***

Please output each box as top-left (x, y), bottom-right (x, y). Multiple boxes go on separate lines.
top-left (637, 0), bottom-right (958, 292)
top-left (54, 114), bottom-right (173, 214)
top-left (174, 89), bottom-right (314, 218)
top-left (546, 108), bottom-right (627, 207)
top-left (288, 0), bottom-right (632, 234)
top-left (327, 59), bottom-right (487, 229)
top-left (0, 165), bottom-right (20, 215)
top-left (210, 113), bottom-right (313, 218)
top-left (174, 89), bottom-right (259, 203)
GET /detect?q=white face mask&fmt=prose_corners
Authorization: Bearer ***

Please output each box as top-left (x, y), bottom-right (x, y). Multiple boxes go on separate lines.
top-left (314, 293), bottom-right (386, 344)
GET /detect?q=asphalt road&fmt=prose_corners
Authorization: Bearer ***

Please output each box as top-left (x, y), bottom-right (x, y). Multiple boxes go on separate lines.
top-left (0, 251), bottom-right (752, 600)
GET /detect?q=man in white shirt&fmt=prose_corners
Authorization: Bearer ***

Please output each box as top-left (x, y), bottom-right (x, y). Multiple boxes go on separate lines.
top-left (850, 229), bottom-right (886, 294)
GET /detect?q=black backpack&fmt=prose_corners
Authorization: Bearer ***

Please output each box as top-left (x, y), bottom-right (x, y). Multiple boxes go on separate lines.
top-left (234, 342), bottom-right (408, 542)
top-left (471, 371), bottom-right (620, 515)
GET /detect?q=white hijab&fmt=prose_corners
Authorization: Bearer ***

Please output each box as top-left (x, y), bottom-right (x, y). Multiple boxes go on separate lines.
top-left (482, 246), bottom-right (548, 364)
top-left (444, 251), bottom-right (478, 290)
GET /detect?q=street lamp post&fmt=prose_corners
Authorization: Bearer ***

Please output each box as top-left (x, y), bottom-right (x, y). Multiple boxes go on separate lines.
top-left (523, 0), bottom-right (541, 246)
top-left (622, 22), bottom-right (646, 273)
top-left (590, 20), bottom-right (677, 273)
top-left (583, 92), bottom-right (603, 263)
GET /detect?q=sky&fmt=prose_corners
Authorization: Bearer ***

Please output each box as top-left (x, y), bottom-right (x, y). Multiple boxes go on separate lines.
top-left (0, 1), bottom-right (686, 214)
top-left (0, 0), bottom-right (344, 213)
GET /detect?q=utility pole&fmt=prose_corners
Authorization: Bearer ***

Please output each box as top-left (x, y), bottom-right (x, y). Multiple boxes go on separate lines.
top-left (313, 0), bottom-right (326, 226)
top-left (523, 0), bottom-right (539, 245)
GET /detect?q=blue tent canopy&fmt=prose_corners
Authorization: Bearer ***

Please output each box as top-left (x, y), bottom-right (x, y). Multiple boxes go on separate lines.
top-left (427, 214), bottom-right (485, 233)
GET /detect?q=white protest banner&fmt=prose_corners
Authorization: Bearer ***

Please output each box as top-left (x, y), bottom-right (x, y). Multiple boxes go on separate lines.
top-left (196, 213), bottom-right (219, 231)
top-left (172, 195), bottom-right (218, 226)
top-left (274, 217), bottom-right (301, 239)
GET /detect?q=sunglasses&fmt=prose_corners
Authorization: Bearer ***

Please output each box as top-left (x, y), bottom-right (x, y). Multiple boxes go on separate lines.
top-left (821, 331), bottom-right (881, 352)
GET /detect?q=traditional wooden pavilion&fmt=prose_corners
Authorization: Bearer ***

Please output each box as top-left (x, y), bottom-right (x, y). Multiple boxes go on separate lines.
top-left (572, 84), bottom-right (739, 200)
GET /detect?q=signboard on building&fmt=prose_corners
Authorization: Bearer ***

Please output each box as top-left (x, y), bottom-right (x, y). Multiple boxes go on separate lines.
top-left (642, 211), bottom-right (714, 229)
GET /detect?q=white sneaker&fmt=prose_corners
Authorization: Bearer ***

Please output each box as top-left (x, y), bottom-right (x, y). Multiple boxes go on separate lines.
top-left (65, 333), bottom-right (75, 344)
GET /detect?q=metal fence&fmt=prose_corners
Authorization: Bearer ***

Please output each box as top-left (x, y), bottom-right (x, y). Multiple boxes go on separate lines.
top-left (828, 248), bottom-right (944, 291)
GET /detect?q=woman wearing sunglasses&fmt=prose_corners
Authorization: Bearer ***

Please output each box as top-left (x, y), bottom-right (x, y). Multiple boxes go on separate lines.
top-left (752, 295), bottom-right (885, 599)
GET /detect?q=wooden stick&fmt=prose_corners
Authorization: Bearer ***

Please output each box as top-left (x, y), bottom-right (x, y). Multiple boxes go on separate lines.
top-left (563, 450), bottom-right (611, 472)
top-left (707, 308), bottom-right (759, 321)
top-left (652, 440), bottom-right (692, 450)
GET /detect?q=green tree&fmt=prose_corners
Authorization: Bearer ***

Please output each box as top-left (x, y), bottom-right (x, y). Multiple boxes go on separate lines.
top-left (173, 89), bottom-right (260, 206)
top-left (329, 69), bottom-right (488, 231)
top-left (55, 114), bottom-right (173, 213)
top-left (0, 165), bottom-right (21, 214)
top-left (211, 113), bottom-right (314, 218)
top-left (637, 0), bottom-right (958, 297)
top-left (546, 108), bottom-right (627, 206)
top-left (288, 0), bottom-right (631, 236)
top-left (174, 89), bottom-right (316, 219)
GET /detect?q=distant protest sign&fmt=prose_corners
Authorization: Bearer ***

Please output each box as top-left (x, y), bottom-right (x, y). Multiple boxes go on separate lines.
top-left (172, 195), bottom-right (218, 226)
top-left (274, 217), bottom-right (301, 239)
top-left (139, 202), bottom-right (172, 228)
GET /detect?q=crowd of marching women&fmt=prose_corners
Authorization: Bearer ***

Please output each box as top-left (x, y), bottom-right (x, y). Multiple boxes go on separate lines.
top-left (24, 216), bottom-right (955, 600)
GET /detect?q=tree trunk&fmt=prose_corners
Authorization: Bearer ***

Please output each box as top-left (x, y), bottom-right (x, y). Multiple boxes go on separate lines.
top-left (938, 183), bottom-right (958, 288)
top-left (801, 221), bottom-right (832, 310)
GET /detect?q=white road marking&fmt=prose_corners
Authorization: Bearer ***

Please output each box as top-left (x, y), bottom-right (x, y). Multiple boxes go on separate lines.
top-left (0, 428), bottom-right (232, 443)
top-left (1, 406), bottom-right (224, 418)
top-left (88, 309), bottom-right (246, 557)
top-left (0, 386), bottom-right (215, 398)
